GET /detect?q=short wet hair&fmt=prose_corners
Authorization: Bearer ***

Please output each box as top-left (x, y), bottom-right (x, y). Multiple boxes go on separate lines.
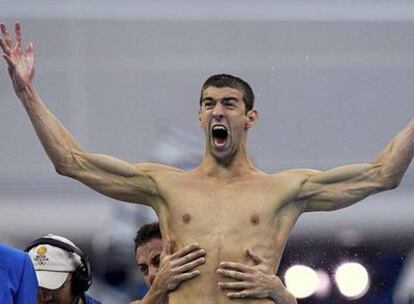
top-left (134, 222), bottom-right (161, 252)
top-left (200, 74), bottom-right (255, 112)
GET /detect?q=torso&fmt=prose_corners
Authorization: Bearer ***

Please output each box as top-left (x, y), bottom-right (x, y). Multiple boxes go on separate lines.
top-left (148, 168), bottom-right (306, 304)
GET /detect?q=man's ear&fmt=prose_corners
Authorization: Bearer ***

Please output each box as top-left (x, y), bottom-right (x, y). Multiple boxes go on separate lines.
top-left (245, 109), bottom-right (259, 129)
top-left (198, 110), bottom-right (202, 127)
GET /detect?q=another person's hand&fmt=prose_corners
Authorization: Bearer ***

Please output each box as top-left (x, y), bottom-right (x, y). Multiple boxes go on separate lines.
top-left (0, 22), bottom-right (34, 93)
top-left (153, 237), bottom-right (206, 295)
top-left (217, 248), bottom-right (297, 304)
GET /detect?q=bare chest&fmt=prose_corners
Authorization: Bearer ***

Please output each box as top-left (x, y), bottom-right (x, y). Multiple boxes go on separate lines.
top-left (157, 176), bottom-right (294, 244)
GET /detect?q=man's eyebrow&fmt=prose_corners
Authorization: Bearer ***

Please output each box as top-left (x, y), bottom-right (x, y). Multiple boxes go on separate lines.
top-left (202, 96), bottom-right (239, 102)
top-left (222, 97), bottom-right (239, 102)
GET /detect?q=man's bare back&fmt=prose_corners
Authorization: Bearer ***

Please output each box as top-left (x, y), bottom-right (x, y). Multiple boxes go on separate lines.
top-left (1, 22), bottom-right (413, 304)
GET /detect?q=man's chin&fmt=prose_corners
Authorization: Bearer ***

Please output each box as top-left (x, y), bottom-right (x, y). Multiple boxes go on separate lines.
top-left (211, 146), bottom-right (233, 160)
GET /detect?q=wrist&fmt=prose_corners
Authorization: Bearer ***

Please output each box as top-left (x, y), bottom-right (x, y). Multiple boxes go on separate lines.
top-left (15, 83), bottom-right (37, 108)
top-left (151, 277), bottom-right (169, 298)
top-left (268, 275), bottom-right (284, 301)
top-left (144, 283), bottom-right (169, 303)
top-left (15, 82), bottom-right (32, 96)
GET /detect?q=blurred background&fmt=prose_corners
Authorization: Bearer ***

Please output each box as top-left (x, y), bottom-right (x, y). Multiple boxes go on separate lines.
top-left (1, 0), bottom-right (414, 303)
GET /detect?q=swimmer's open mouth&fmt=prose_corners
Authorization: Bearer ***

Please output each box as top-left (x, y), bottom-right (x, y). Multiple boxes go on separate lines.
top-left (211, 125), bottom-right (229, 149)
top-left (212, 125), bottom-right (229, 140)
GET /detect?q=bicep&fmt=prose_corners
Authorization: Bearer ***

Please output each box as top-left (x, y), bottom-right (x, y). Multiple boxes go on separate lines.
top-left (65, 151), bottom-right (160, 205)
top-left (297, 163), bottom-right (385, 212)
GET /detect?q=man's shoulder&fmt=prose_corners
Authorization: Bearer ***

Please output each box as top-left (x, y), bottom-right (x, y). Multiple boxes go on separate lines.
top-left (82, 293), bottom-right (102, 304)
top-left (271, 168), bottom-right (320, 181)
top-left (0, 243), bottom-right (27, 266)
top-left (134, 162), bottom-right (184, 175)
top-left (267, 169), bottom-right (321, 197)
top-left (0, 243), bottom-right (24, 255)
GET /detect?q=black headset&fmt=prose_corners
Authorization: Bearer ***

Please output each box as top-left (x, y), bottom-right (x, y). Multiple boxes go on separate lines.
top-left (25, 237), bottom-right (92, 294)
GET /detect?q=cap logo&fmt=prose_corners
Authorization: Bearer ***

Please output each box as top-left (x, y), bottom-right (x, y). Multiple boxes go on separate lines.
top-left (34, 245), bottom-right (49, 265)
top-left (37, 245), bottom-right (47, 256)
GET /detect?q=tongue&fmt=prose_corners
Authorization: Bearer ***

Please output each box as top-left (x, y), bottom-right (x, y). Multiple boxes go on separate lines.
top-left (214, 137), bottom-right (226, 148)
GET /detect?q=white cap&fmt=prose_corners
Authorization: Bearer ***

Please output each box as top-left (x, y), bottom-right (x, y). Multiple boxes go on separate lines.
top-left (28, 234), bottom-right (82, 290)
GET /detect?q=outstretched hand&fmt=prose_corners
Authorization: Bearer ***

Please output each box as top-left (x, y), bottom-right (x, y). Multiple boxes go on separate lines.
top-left (217, 248), bottom-right (297, 304)
top-left (0, 22), bottom-right (34, 93)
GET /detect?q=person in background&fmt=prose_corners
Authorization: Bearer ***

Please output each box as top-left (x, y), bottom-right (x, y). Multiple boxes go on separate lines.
top-left (131, 222), bottom-right (297, 304)
top-left (2, 22), bottom-right (413, 304)
top-left (0, 242), bottom-right (38, 303)
top-left (26, 234), bottom-right (101, 304)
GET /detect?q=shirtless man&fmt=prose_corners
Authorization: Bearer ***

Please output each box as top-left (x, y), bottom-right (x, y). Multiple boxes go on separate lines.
top-left (131, 222), bottom-right (297, 304)
top-left (1, 22), bottom-right (413, 304)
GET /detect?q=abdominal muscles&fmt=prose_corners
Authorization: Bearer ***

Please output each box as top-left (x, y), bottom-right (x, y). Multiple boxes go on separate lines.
top-left (167, 223), bottom-right (279, 304)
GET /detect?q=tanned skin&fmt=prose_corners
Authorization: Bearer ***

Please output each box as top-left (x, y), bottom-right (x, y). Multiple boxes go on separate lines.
top-left (1, 22), bottom-right (413, 304)
top-left (131, 235), bottom-right (297, 304)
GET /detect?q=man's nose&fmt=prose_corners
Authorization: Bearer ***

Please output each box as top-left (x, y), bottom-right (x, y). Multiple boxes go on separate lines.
top-left (38, 289), bottom-right (53, 301)
top-left (212, 103), bottom-right (225, 120)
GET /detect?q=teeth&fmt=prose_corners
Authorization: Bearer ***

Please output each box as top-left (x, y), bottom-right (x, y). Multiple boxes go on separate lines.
top-left (212, 125), bottom-right (227, 131)
top-left (212, 124), bottom-right (228, 140)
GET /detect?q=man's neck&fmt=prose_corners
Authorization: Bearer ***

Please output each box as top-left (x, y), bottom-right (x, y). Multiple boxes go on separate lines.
top-left (198, 148), bottom-right (258, 180)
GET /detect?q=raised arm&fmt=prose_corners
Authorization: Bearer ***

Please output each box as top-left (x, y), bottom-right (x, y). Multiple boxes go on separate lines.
top-left (296, 118), bottom-right (414, 212)
top-left (0, 22), bottom-right (160, 205)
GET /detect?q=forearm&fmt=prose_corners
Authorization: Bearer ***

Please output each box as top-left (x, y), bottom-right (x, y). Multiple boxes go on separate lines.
top-left (269, 281), bottom-right (297, 304)
top-left (301, 119), bottom-right (414, 212)
top-left (16, 83), bottom-right (83, 174)
top-left (13, 82), bottom-right (159, 203)
top-left (139, 285), bottom-right (168, 304)
top-left (373, 119), bottom-right (414, 188)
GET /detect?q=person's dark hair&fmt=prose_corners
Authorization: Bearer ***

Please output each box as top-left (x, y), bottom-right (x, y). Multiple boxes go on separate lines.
top-left (200, 74), bottom-right (255, 112)
top-left (134, 222), bottom-right (161, 252)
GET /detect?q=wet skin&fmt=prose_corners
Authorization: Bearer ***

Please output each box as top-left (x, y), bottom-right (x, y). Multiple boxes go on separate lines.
top-left (2, 22), bottom-right (413, 304)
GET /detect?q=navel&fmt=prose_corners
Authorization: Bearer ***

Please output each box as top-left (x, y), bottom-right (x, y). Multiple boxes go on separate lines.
top-left (250, 214), bottom-right (260, 225)
top-left (182, 213), bottom-right (191, 224)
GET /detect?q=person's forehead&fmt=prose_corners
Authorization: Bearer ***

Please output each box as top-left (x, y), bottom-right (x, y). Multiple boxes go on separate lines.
top-left (202, 87), bottom-right (243, 100)
top-left (136, 238), bottom-right (163, 262)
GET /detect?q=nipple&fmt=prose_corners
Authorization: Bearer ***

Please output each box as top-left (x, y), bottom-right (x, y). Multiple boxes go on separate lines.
top-left (182, 213), bottom-right (191, 224)
top-left (250, 214), bottom-right (260, 225)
